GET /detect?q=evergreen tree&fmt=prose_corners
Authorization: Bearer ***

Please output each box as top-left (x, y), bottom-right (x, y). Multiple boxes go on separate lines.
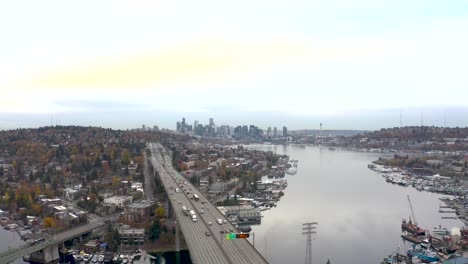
top-left (148, 220), bottom-right (161, 241)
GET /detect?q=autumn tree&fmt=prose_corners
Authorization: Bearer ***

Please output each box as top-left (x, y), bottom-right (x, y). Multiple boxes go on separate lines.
top-left (111, 176), bottom-right (121, 189)
top-left (15, 185), bottom-right (33, 209)
top-left (43, 217), bottom-right (58, 228)
top-left (121, 149), bottom-right (130, 166)
top-left (154, 206), bottom-right (165, 219)
top-left (32, 204), bottom-right (42, 216)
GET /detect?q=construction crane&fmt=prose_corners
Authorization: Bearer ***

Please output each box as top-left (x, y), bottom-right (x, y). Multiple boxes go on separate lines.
top-left (407, 195), bottom-right (417, 225)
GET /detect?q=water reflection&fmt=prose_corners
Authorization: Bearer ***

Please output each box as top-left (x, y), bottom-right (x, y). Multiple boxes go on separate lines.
top-left (245, 145), bottom-right (462, 264)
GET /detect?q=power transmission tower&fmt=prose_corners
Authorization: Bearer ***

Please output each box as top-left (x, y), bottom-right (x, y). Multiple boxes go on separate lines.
top-left (303, 222), bottom-right (318, 264)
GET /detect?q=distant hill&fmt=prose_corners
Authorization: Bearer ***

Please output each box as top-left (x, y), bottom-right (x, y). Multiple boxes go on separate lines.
top-left (350, 126), bottom-right (468, 141)
top-left (291, 129), bottom-right (369, 137)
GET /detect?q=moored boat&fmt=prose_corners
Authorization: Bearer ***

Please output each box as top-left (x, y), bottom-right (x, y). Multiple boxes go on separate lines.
top-left (5, 223), bottom-right (19, 230)
top-left (82, 253), bottom-right (92, 263)
top-left (407, 245), bottom-right (440, 262)
top-left (401, 219), bottom-right (426, 236)
top-left (401, 233), bottom-right (423, 244)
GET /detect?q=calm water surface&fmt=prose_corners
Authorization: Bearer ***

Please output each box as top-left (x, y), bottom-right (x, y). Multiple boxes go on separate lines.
top-left (245, 144), bottom-right (462, 264)
top-left (0, 226), bottom-right (27, 263)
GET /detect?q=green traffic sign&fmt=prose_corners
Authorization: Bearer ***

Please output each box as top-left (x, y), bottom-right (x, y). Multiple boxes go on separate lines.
top-left (225, 233), bottom-right (236, 240)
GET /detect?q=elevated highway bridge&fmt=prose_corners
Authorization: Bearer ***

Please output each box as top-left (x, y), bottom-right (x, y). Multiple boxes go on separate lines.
top-left (147, 142), bottom-right (268, 264)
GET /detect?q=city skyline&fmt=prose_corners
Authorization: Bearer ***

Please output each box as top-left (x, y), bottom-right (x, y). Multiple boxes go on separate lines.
top-left (1, 107), bottom-right (467, 132)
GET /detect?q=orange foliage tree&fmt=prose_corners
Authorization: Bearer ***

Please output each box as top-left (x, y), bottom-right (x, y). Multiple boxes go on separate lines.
top-left (43, 217), bottom-right (58, 228)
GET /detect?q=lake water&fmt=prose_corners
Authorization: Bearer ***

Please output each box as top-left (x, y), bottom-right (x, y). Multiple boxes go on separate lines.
top-left (245, 144), bottom-right (463, 264)
top-left (0, 226), bottom-right (27, 263)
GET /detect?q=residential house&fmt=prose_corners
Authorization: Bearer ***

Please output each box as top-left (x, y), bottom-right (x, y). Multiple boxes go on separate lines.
top-left (122, 200), bottom-right (154, 223)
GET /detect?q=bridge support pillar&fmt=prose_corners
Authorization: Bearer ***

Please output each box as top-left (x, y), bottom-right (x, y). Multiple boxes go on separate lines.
top-left (175, 220), bottom-right (180, 264)
top-left (27, 244), bottom-right (59, 264)
top-left (167, 200), bottom-right (173, 219)
top-left (59, 242), bottom-right (67, 254)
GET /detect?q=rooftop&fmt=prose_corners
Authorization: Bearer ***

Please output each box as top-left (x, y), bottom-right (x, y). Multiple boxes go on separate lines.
top-left (127, 200), bottom-right (154, 209)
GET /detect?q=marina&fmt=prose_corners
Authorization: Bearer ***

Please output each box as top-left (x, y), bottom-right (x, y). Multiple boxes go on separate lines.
top-left (368, 164), bottom-right (465, 196)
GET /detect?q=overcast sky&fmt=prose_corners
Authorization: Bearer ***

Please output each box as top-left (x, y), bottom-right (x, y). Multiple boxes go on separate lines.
top-left (1, 1), bottom-right (467, 130)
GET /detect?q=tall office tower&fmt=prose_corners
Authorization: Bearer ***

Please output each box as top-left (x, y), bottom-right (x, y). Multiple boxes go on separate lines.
top-left (242, 125), bottom-right (248, 137)
top-left (273, 127), bottom-right (278, 138)
top-left (283, 126), bottom-right (287, 137)
top-left (209, 118), bottom-right (214, 127)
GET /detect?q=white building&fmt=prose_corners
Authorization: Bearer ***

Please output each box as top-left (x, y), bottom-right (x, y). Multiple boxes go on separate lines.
top-left (120, 228), bottom-right (145, 245)
top-left (219, 205), bottom-right (261, 223)
top-left (104, 196), bottom-right (133, 207)
top-left (209, 182), bottom-right (227, 194)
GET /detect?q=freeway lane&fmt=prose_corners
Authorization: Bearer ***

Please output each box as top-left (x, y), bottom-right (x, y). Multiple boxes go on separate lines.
top-left (148, 143), bottom-right (268, 264)
top-left (149, 145), bottom-right (230, 264)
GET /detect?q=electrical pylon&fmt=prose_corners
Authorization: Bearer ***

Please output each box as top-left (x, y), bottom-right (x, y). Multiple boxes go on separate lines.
top-left (303, 222), bottom-right (318, 264)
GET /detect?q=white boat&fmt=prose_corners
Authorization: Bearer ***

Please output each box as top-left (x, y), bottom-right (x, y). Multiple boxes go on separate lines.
top-left (92, 254), bottom-right (98, 262)
top-left (5, 223), bottom-right (19, 230)
top-left (98, 254), bottom-right (104, 262)
top-left (82, 254), bottom-right (92, 262)
top-left (73, 253), bottom-right (82, 261)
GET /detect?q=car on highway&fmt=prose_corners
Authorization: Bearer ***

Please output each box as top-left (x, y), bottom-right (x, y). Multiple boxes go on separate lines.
top-left (200, 209), bottom-right (204, 214)
top-left (223, 220), bottom-right (227, 224)
top-left (217, 218), bottom-right (223, 225)
top-left (205, 231), bottom-right (211, 236)
top-left (208, 221), bottom-right (212, 226)
top-left (30, 237), bottom-right (46, 245)
top-left (220, 230), bottom-right (225, 234)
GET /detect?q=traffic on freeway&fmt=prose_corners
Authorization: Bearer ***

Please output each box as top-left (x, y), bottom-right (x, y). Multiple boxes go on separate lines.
top-left (148, 142), bottom-right (268, 264)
